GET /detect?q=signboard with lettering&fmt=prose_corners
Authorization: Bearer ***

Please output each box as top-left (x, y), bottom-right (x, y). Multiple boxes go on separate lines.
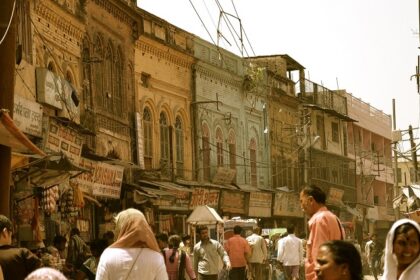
top-left (13, 95), bottom-right (43, 137)
top-left (273, 193), bottom-right (303, 217)
top-left (72, 159), bottom-right (124, 199)
top-left (248, 192), bottom-right (272, 217)
top-left (212, 167), bottom-right (236, 185)
top-left (220, 190), bottom-right (246, 214)
top-left (45, 118), bottom-right (82, 163)
top-left (189, 188), bottom-right (219, 209)
top-left (156, 189), bottom-right (190, 211)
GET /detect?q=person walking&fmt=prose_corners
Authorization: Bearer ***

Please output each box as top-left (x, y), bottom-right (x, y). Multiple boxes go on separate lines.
top-left (224, 225), bottom-right (251, 280)
top-left (0, 215), bottom-right (41, 280)
top-left (163, 234), bottom-right (196, 280)
top-left (66, 227), bottom-right (90, 277)
top-left (365, 233), bottom-right (379, 280)
top-left (193, 225), bottom-right (231, 280)
top-left (246, 227), bottom-right (268, 280)
top-left (277, 224), bottom-right (303, 280)
top-left (95, 208), bottom-right (168, 280)
top-left (299, 184), bottom-right (345, 280)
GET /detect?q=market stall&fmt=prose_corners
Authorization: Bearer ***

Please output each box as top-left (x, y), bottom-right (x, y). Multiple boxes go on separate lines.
top-left (186, 205), bottom-right (224, 244)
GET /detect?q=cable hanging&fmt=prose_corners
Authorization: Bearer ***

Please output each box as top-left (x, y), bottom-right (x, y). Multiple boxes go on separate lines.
top-left (0, 0), bottom-right (16, 46)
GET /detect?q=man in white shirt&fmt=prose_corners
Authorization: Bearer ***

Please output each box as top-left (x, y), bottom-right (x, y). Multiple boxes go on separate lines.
top-left (246, 227), bottom-right (268, 280)
top-left (277, 224), bottom-right (303, 280)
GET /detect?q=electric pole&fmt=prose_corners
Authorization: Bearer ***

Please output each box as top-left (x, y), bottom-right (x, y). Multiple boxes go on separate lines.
top-left (0, 0), bottom-right (16, 216)
top-left (409, 124), bottom-right (419, 183)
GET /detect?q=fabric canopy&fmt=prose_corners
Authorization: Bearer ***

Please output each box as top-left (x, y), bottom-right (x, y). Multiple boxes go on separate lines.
top-left (187, 205), bottom-right (224, 225)
top-left (0, 110), bottom-right (45, 156)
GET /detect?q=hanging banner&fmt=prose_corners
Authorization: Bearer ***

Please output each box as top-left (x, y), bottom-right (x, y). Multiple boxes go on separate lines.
top-left (189, 188), bottom-right (219, 209)
top-left (156, 189), bottom-right (190, 211)
top-left (273, 192), bottom-right (303, 217)
top-left (220, 190), bottom-right (245, 214)
top-left (72, 158), bottom-right (124, 199)
top-left (248, 192), bottom-right (272, 217)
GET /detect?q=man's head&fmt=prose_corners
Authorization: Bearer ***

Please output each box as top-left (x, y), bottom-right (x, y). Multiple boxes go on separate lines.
top-left (253, 227), bottom-right (262, 235)
top-left (300, 184), bottom-right (326, 217)
top-left (70, 227), bottom-right (80, 236)
top-left (196, 225), bottom-right (210, 242)
top-left (370, 233), bottom-right (377, 241)
top-left (53, 235), bottom-right (67, 251)
top-left (0, 215), bottom-right (13, 245)
top-left (233, 225), bottom-right (242, 235)
top-left (287, 224), bottom-right (295, 234)
top-left (156, 233), bottom-right (169, 250)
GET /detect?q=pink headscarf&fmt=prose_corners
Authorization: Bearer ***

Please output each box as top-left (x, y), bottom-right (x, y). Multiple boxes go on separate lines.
top-left (110, 208), bottom-right (160, 252)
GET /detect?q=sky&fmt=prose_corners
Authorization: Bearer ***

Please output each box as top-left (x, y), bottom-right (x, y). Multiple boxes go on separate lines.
top-left (137, 0), bottom-right (420, 134)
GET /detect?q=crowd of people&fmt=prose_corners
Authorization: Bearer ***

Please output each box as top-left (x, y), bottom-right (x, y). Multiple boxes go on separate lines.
top-left (1, 184), bottom-right (420, 280)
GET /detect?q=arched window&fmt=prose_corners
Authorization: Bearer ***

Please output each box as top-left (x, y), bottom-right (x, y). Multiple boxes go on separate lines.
top-left (216, 128), bottom-right (223, 167)
top-left (82, 39), bottom-right (92, 109)
top-left (202, 123), bottom-right (210, 181)
top-left (250, 138), bottom-right (257, 186)
top-left (94, 36), bottom-right (104, 108)
top-left (143, 107), bottom-right (153, 169)
top-left (104, 43), bottom-right (113, 112)
top-left (175, 116), bottom-right (184, 178)
top-left (114, 48), bottom-right (123, 116)
top-left (228, 130), bottom-right (236, 181)
top-left (160, 112), bottom-right (170, 162)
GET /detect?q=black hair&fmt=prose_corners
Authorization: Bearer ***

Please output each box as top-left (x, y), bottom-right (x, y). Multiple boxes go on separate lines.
top-left (90, 239), bottom-right (108, 257)
top-left (321, 240), bottom-right (363, 280)
top-left (182, 234), bottom-right (191, 243)
top-left (301, 184), bottom-right (326, 204)
top-left (0, 215), bottom-right (12, 232)
top-left (70, 228), bottom-right (80, 236)
top-left (103, 231), bottom-right (114, 240)
top-left (168, 235), bottom-right (182, 263)
top-left (53, 235), bottom-right (67, 246)
top-left (196, 225), bottom-right (208, 235)
top-left (393, 222), bottom-right (420, 244)
top-left (233, 225), bottom-right (242, 235)
top-left (287, 224), bottom-right (295, 234)
top-left (156, 233), bottom-right (169, 243)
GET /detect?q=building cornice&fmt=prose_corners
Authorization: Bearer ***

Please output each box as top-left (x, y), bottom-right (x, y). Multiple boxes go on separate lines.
top-left (195, 64), bottom-right (242, 88)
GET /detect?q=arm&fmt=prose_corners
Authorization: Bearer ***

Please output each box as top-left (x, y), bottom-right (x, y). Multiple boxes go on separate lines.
top-left (22, 248), bottom-right (41, 275)
top-left (277, 239), bottom-right (284, 262)
top-left (193, 246), bottom-right (199, 274)
top-left (95, 252), bottom-right (109, 280)
top-left (217, 242), bottom-right (231, 269)
top-left (261, 237), bottom-right (268, 261)
top-left (299, 239), bottom-right (304, 265)
top-left (185, 253), bottom-right (197, 280)
top-left (244, 240), bottom-right (252, 259)
top-left (310, 217), bottom-right (330, 263)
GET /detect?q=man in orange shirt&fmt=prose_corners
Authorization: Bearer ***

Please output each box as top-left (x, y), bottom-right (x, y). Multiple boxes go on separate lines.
top-left (224, 225), bottom-right (251, 280)
top-left (300, 185), bottom-right (345, 280)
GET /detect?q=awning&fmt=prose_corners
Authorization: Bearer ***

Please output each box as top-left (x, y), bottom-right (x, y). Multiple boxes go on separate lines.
top-left (236, 184), bottom-right (260, 192)
top-left (0, 110), bottom-right (45, 155)
top-left (138, 180), bottom-right (193, 192)
top-left (176, 178), bottom-right (237, 190)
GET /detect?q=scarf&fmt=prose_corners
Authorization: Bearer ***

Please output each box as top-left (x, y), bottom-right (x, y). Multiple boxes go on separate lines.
top-left (110, 208), bottom-right (160, 252)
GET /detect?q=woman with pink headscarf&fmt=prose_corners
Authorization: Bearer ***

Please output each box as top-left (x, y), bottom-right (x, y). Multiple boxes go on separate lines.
top-left (95, 208), bottom-right (168, 280)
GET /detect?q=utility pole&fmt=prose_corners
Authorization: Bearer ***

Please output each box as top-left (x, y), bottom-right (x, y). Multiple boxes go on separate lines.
top-left (409, 124), bottom-right (419, 183)
top-left (392, 99), bottom-right (399, 219)
top-left (0, 0), bottom-right (16, 216)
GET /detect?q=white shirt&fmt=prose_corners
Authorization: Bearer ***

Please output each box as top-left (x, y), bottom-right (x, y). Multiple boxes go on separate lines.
top-left (95, 247), bottom-right (168, 280)
top-left (277, 234), bottom-right (303, 266)
top-left (246, 233), bottom-right (268, 263)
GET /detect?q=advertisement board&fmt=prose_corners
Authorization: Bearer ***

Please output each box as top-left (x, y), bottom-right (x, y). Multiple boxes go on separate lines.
top-left (273, 192), bottom-right (303, 217)
top-left (220, 190), bottom-right (246, 214)
top-left (248, 192), bottom-right (272, 217)
top-left (189, 188), bottom-right (220, 209)
top-left (13, 95), bottom-right (43, 137)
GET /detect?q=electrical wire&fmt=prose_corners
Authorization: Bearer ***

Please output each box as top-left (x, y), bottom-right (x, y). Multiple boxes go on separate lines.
top-left (15, 69), bottom-right (37, 99)
top-left (0, 0), bottom-right (16, 46)
top-left (229, 0), bottom-right (256, 57)
top-left (188, 0), bottom-right (218, 47)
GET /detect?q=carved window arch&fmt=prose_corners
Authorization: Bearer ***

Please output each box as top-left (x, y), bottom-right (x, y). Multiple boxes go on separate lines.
top-left (114, 48), bottom-right (123, 116)
top-left (93, 36), bottom-right (104, 108)
top-left (175, 116), bottom-right (184, 178)
top-left (216, 127), bottom-right (224, 167)
top-left (160, 112), bottom-right (170, 161)
top-left (228, 130), bottom-right (236, 175)
top-left (104, 43), bottom-right (113, 112)
top-left (82, 38), bottom-right (92, 109)
top-left (250, 138), bottom-right (258, 186)
top-left (143, 107), bottom-right (153, 169)
top-left (202, 123), bottom-right (210, 181)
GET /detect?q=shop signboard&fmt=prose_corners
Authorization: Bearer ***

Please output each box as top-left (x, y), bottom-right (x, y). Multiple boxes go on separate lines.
top-left (327, 187), bottom-right (344, 207)
top-left (92, 162), bottom-right (124, 199)
top-left (44, 118), bottom-right (82, 163)
top-left (189, 188), bottom-right (219, 209)
top-left (248, 192), bottom-right (272, 217)
top-left (156, 189), bottom-right (190, 211)
top-left (72, 158), bottom-right (124, 199)
top-left (273, 192), bottom-right (303, 217)
top-left (220, 190), bottom-right (245, 214)
top-left (13, 95), bottom-right (43, 137)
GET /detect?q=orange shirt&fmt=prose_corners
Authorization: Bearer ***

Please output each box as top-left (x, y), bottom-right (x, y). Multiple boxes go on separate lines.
top-left (224, 234), bottom-right (251, 268)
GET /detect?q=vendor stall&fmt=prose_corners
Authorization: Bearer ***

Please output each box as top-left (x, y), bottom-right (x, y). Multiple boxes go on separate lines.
top-left (186, 205), bottom-right (224, 244)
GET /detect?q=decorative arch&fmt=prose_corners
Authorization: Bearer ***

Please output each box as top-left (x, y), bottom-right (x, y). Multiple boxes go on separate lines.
top-left (159, 111), bottom-right (170, 161)
top-left (104, 41), bottom-right (114, 112)
top-left (249, 137), bottom-right (258, 187)
top-left (215, 127), bottom-right (224, 167)
top-left (114, 47), bottom-right (123, 116)
top-left (143, 106), bottom-right (154, 169)
top-left (228, 129), bottom-right (237, 172)
top-left (201, 122), bottom-right (210, 181)
top-left (93, 34), bottom-right (105, 109)
top-left (175, 115), bottom-right (184, 178)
